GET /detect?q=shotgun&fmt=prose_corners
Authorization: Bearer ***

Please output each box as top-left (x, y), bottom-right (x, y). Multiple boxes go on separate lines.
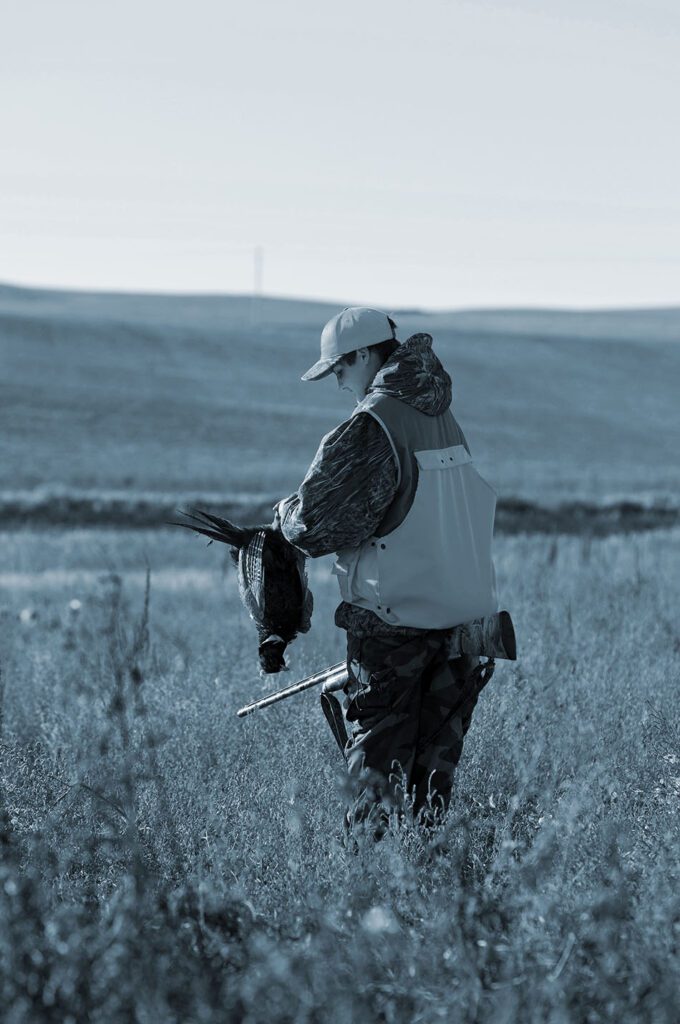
top-left (236, 661), bottom-right (347, 717)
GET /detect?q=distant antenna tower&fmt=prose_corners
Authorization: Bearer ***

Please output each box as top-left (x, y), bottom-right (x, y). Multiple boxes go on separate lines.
top-left (250, 245), bottom-right (264, 327)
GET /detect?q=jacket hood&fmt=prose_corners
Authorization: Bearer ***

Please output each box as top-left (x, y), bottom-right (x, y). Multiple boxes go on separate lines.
top-left (365, 333), bottom-right (452, 415)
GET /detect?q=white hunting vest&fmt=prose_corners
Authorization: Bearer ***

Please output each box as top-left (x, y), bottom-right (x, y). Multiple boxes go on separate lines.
top-left (331, 391), bottom-right (498, 629)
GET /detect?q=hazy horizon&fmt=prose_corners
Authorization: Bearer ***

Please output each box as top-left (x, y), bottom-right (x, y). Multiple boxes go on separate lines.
top-left (2, 277), bottom-right (679, 315)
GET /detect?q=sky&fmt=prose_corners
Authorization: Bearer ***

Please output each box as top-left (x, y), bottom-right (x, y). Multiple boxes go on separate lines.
top-left (1, 0), bottom-right (679, 309)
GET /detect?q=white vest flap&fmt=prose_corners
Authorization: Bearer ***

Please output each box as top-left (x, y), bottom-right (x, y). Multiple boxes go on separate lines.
top-left (415, 444), bottom-right (472, 471)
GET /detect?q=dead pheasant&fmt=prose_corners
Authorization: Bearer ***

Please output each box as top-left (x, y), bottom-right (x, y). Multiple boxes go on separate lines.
top-left (170, 508), bottom-right (313, 673)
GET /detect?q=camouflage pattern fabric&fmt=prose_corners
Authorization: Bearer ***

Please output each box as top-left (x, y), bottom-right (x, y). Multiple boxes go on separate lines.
top-left (334, 600), bottom-right (436, 640)
top-left (365, 332), bottom-right (452, 415)
top-left (278, 411), bottom-right (398, 559)
top-left (341, 629), bottom-right (493, 840)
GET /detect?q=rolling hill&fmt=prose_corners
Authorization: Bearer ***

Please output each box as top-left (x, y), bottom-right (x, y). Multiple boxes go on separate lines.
top-left (1, 283), bottom-right (679, 516)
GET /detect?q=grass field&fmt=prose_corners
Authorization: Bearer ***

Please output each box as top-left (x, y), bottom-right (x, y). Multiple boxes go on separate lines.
top-left (1, 525), bottom-right (679, 1022)
top-left (2, 284), bottom-right (680, 507)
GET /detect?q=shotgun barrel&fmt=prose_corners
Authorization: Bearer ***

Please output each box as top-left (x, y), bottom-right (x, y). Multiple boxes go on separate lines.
top-left (236, 661), bottom-right (348, 717)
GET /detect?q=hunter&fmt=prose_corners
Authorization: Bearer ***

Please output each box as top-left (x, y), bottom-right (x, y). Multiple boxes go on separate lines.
top-left (273, 306), bottom-right (498, 840)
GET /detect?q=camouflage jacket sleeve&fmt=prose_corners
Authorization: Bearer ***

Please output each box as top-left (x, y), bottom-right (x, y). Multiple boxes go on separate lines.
top-left (276, 412), bottom-right (399, 558)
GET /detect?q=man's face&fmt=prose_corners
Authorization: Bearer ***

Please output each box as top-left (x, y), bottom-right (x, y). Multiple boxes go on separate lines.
top-left (331, 347), bottom-right (378, 402)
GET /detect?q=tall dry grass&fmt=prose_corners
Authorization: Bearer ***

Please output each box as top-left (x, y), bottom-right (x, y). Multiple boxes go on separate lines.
top-left (0, 527), bottom-right (678, 1022)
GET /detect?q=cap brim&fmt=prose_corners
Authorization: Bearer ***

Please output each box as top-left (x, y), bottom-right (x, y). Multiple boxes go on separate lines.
top-left (300, 358), bottom-right (335, 382)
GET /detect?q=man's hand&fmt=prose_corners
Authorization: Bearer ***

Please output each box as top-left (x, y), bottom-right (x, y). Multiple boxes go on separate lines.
top-left (272, 495), bottom-right (298, 532)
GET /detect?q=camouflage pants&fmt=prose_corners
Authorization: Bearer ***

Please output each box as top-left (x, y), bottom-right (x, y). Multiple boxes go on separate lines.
top-left (342, 630), bottom-right (489, 839)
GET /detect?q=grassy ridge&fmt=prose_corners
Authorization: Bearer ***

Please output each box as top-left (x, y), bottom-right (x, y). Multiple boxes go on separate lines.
top-left (0, 527), bottom-right (678, 1021)
top-left (2, 284), bottom-right (679, 506)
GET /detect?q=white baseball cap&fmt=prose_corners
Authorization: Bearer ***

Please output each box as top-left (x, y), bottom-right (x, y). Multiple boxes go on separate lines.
top-left (301, 306), bottom-right (398, 382)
